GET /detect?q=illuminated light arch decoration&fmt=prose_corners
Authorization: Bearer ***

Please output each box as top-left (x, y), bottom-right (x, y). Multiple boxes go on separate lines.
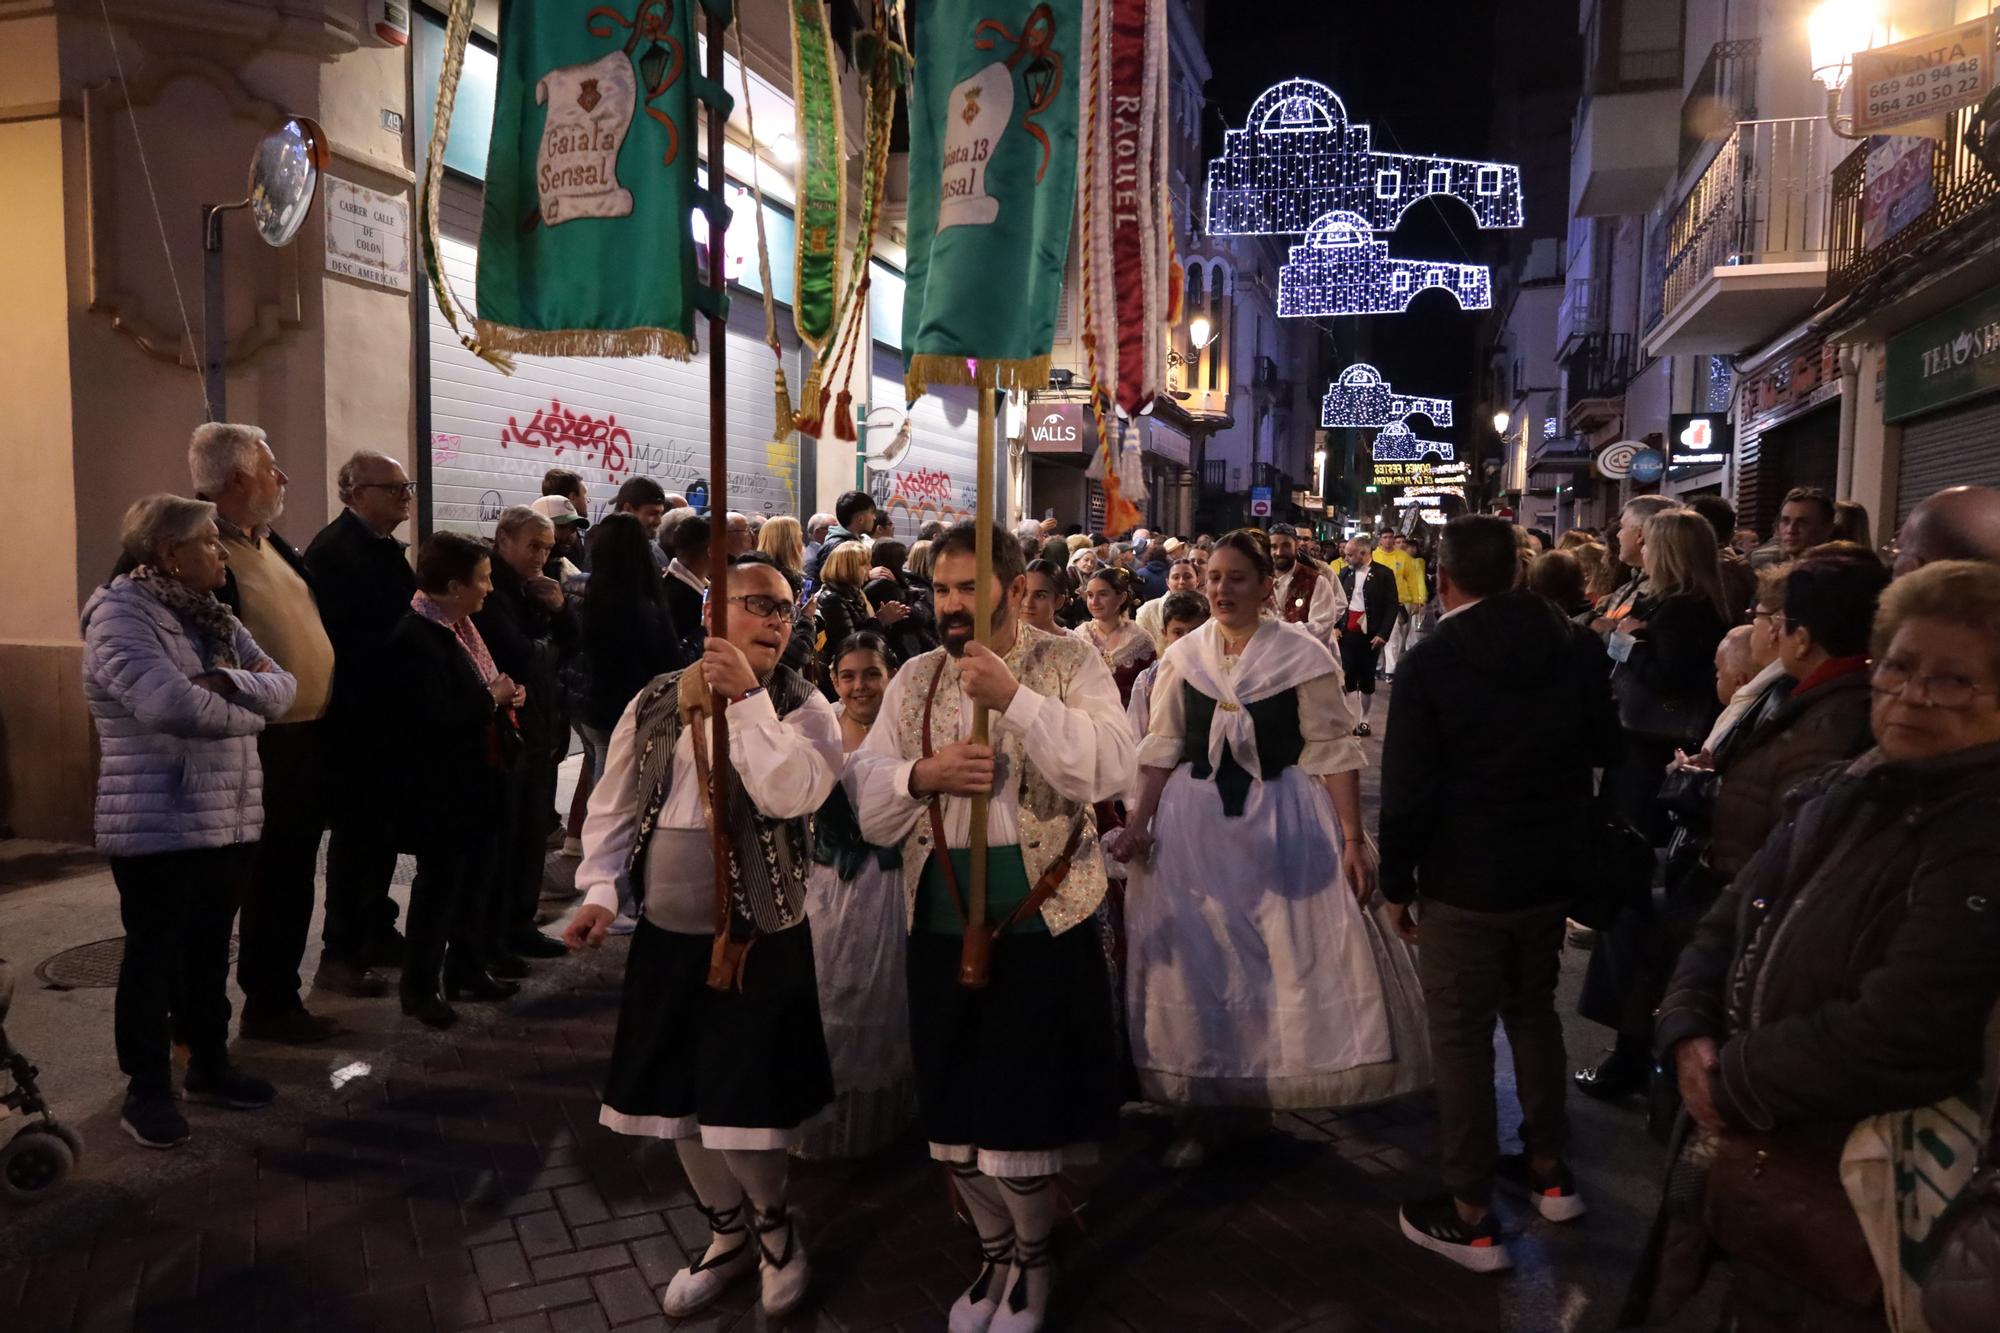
top-left (1205, 79), bottom-right (1524, 237)
top-left (1320, 362), bottom-right (1453, 429)
top-left (1372, 422), bottom-right (1456, 462)
top-left (1276, 212), bottom-right (1492, 318)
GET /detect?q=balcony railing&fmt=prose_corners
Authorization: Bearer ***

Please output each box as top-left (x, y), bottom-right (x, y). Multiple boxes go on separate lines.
top-left (1202, 458), bottom-right (1229, 492)
top-left (1565, 332), bottom-right (1635, 403)
top-left (1557, 276), bottom-right (1609, 352)
top-left (1661, 118), bottom-right (1831, 325)
top-left (1681, 39), bottom-right (1760, 169)
top-left (1827, 102), bottom-right (2000, 303)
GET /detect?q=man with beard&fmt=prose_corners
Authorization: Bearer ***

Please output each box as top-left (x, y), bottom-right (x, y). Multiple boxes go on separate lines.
top-left (1337, 535), bottom-right (1401, 737)
top-left (189, 423), bottom-right (343, 1044)
top-left (1268, 523), bottom-right (1346, 651)
top-left (565, 553), bottom-right (840, 1319)
top-left (851, 521), bottom-right (1136, 1333)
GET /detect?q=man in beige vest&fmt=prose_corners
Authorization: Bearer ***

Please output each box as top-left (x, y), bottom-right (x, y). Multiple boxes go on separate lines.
top-left (190, 423), bottom-right (347, 1044)
top-left (851, 521), bottom-right (1136, 1333)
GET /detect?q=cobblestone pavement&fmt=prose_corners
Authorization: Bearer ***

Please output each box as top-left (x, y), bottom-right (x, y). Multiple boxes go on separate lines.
top-left (0, 710), bottom-right (1708, 1333)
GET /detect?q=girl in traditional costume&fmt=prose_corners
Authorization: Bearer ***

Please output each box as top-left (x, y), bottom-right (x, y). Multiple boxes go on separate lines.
top-left (1072, 568), bottom-right (1156, 707)
top-left (1118, 531), bottom-right (1428, 1167)
top-left (795, 632), bottom-right (915, 1159)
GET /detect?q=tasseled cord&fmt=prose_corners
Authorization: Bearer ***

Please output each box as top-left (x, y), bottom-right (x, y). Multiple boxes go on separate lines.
top-left (793, 363), bottom-right (829, 436)
top-left (832, 389), bottom-right (856, 442)
top-left (773, 360), bottom-right (796, 439)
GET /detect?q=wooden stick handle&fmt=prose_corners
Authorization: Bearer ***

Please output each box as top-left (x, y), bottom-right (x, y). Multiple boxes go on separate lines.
top-left (963, 374), bottom-right (996, 983)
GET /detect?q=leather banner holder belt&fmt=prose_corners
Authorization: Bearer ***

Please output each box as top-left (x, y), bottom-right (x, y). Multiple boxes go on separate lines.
top-left (921, 658), bottom-right (1084, 989)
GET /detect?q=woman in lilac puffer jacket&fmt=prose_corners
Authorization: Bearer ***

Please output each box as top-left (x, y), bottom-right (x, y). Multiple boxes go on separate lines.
top-left (80, 495), bottom-right (295, 1151)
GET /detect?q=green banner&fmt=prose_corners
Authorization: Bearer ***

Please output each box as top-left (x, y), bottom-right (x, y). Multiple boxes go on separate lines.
top-left (1884, 280), bottom-right (2000, 422)
top-left (429, 0), bottom-right (733, 361)
top-left (788, 0), bottom-right (845, 351)
top-left (901, 0), bottom-right (1081, 396)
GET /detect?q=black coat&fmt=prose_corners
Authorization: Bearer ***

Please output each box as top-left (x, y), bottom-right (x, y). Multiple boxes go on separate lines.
top-left (1656, 740), bottom-right (2000, 1132)
top-left (814, 584), bottom-right (883, 698)
top-left (1338, 561), bottom-right (1400, 637)
top-left (663, 570), bottom-right (707, 663)
top-left (383, 614), bottom-right (500, 850)
top-left (1621, 590), bottom-right (1729, 718)
top-left (303, 512), bottom-right (415, 785)
top-left (472, 560), bottom-right (577, 756)
top-left (862, 572), bottom-right (937, 666)
top-left (581, 596), bottom-right (685, 733)
top-left (1379, 590), bottom-right (1623, 910)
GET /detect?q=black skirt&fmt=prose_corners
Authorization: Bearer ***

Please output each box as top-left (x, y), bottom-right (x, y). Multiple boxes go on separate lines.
top-left (907, 919), bottom-right (1121, 1156)
top-left (601, 920), bottom-right (834, 1140)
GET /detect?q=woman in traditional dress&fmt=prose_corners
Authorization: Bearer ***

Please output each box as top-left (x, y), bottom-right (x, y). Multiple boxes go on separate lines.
top-left (795, 632), bottom-right (914, 1160)
top-left (1072, 568), bottom-right (1156, 707)
top-left (1117, 530), bottom-right (1428, 1167)
top-left (1022, 559), bottom-right (1069, 636)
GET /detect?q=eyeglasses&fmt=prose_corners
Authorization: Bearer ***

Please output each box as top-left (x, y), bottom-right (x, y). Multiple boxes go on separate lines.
top-left (724, 593), bottom-right (794, 621)
top-left (1750, 609), bottom-right (1781, 625)
top-left (357, 482), bottom-right (416, 496)
top-left (1871, 658), bottom-right (1997, 709)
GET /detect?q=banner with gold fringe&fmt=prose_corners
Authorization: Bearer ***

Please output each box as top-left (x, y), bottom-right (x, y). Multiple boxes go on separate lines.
top-left (902, 0), bottom-right (1082, 398)
top-left (789, 0), bottom-right (847, 352)
top-left (420, 0), bottom-right (734, 364)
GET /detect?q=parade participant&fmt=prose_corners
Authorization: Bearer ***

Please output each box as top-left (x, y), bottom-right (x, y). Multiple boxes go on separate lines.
top-left (796, 632), bottom-right (914, 1160)
top-left (1021, 559), bottom-right (1068, 636)
top-left (1073, 568), bottom-right (1156, 707)
top-left (1269, 523), bottom-right (1346, 651)
top-left (1128, 591), bottom-right (1209, 737)
top-left (851, 520), bottom-right (1136, 1333)
top-left (1118, 531), bottom-right (1426, 1168)
top-left (565, 553), bottom-right (841, 1319)
top-left (1136, 558), bottom-right (1200, 650)
top-left (1377, 532), bottom-right (1430, 679)
top-left (1336, 536), bottom-right (1400, 736)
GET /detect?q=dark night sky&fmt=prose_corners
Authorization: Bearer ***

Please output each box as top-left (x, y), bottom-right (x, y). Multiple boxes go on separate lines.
top-left (1200, 0), bottom-right (1530, 452)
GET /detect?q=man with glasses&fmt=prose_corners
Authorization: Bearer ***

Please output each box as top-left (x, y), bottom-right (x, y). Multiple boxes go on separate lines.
top-left (565, 552), bottom-right (839, 1319)
top-left (305, 450), bottom-right (418, 1001)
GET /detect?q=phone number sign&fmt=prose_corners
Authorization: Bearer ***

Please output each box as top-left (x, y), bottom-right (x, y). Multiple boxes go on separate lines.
top-left (1853, 16), bottom-right (1994, 136)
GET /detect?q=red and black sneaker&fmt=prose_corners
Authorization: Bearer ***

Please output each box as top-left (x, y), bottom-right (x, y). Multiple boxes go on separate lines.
top-left (1494, 1154), bottom-right (1588, 1222)
top-left (1397, 1195), bottom-right (1512, 1273)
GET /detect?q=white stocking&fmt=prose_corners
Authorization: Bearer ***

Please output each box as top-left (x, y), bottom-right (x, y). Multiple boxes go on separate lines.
top-left (1359, 693), bottom-right (1373, 722)
top-left (995, 1174), bottom-right (1058, 1322)
top-left (674, 1138), bottom-right (749, 1264)
top-left (949, 1162), bottom-right (1015, 1301)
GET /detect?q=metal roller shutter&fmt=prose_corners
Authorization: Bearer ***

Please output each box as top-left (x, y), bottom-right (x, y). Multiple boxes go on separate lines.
top-left (867, 345), bottom-right (983, 536)
top-left (1897, 397), bottom-right (2000, 527)
top-left (426, 177), bottom-right (802, 532)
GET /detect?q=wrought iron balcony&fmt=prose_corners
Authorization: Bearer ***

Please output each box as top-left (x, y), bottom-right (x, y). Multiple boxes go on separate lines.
top-left (1680, 39), bottom-right (1760, 170)
top-left (1557, 276), bottom-right (1608, 357)
top-left (1827, 103), bottom-right (2000, 304)
top-left (1564, 332), bottom-right (1634, 407)
top-left (1202, 458), bottom-right (1230, 492)
top-left (1649, 118), bottom-right (1831, 356)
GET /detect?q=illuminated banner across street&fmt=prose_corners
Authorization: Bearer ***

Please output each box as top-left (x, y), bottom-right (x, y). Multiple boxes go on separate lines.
top-left (1372, 461), bottom-right (1469, 486)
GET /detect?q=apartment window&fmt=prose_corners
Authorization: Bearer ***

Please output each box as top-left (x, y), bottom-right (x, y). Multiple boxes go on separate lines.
top-left (1428, 166), bottom-right (1450, 194)
top-left (1375, 169), bottom-right (1402, 199)
top-left (1476, 166), bottom-right (1503, 196)
top-left (1393, 271), bottom-right (1413, 294)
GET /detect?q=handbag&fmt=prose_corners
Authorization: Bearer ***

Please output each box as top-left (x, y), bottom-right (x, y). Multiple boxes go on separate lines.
top-left (1567, 796), bottom-right (1654, 930)
top-left (1705, 1128), bottom-right (1883, 1311)
top-left (1921, 1099), bottom-right (2000, 1333)
top-left (1613, 660), bottom-right (1713, 750)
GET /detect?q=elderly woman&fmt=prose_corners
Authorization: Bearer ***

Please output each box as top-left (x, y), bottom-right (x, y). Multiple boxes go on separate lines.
top-left (1626, 560), bottom-right (2000, 1332)
top-left (83, 495), bottom-right (298, 1149)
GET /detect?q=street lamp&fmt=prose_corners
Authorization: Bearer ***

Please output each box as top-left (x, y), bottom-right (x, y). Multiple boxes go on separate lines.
top-left (1809, 1), bottom-right (1888, 138)
top-left (1167, 314), bottom-right (1221, 399)
top-left (1491, 410), bottom-right (1510, 435)
top-left (1188, 315), bottom-right (1216, 351)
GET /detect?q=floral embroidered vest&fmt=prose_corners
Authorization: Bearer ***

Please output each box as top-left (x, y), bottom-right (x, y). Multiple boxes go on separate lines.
top-left (890, 624), bottom-right (1106, 937)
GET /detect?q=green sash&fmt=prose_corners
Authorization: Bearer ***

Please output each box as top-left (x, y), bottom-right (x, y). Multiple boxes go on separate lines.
top-left (916, 846), bottom-right (1044, 937)
top-left (901, 0), bottom-right (1082, 397)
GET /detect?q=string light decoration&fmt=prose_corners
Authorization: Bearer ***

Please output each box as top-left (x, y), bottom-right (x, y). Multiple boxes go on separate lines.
top-left (1320, 362), bottom-right (1453, 429)
top-left (1371, 422), bottom-right (1456, 462)
top-left (1277, 212), bottom-right (1492, 318)
top-left (1205, 79), bottom-right (1524, 237)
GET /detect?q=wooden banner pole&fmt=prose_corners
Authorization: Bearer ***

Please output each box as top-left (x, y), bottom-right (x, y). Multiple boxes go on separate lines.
top-left (704, 7), bottom-right (731, 929)
top-left (964, 372), bottom-right (994, 983)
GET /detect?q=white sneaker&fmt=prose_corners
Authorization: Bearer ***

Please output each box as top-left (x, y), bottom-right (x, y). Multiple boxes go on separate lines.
top-left (755, 1208), bottom-right (810, 1317)
top-left (659, 1237), bottom-right (752, 1317)
top-left (947, 1241), bottom-right (1014, 1333)
top-left (607, 913), bottom-right (638, 936)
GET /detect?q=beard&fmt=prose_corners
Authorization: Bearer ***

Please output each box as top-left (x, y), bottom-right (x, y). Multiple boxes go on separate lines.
top-left (939, 603), bottom-right (1009, 656)
top-left (247, 491), bottom-right (286, 529)
top-left (1273, 552), bottom-right (1295, 572)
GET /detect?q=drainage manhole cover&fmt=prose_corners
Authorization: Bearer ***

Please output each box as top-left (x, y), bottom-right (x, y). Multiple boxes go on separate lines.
top-left (36, 937), bottom-right (238, 990)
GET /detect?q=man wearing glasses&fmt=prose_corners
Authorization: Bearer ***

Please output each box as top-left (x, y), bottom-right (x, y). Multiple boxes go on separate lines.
top-left (565, 552), bottom-right (840, 1320)
top-left (305, 451), bottom-right (419, 1000)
